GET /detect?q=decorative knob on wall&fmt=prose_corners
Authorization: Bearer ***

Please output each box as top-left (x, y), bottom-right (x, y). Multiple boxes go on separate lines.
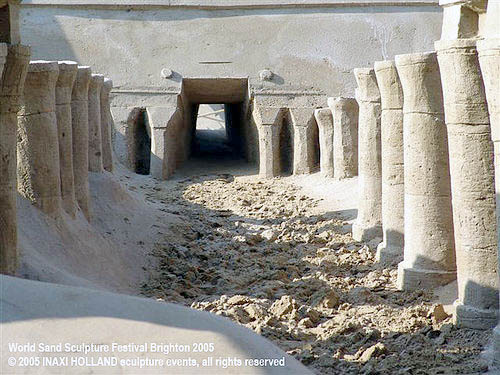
top-left (259, 69), bottom-right (274, 81)
top-left (160, 68), bottom-right (173, 79)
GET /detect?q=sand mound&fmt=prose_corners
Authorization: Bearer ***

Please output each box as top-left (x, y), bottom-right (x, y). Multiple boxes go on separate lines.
top-left (1, 275), bottom-right (310, 374)
top-left (17, 164), bottom-right (181, 293)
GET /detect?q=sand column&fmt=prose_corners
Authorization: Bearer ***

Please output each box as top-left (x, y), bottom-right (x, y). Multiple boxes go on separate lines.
top-left (328, 97), bottom-right (358, 179)
top-left (351, 68), bottom-right (382, 242)
top-left (477, 0), bottom-right (500, 365)
top-left (289, 108), bottom-right (318, 175)
top-left (88, 74), bottom-right (104, 172)
top-left (17, 61), bottom-right (62, 219)
top-left (147, 106), bottom-right (179, 180)
top-left (100, 78), bottom-right (114, 172)
top-left (71, 66), bottom-right (91, 221)
top-left (395, 52), bottom-right (456, 291)
top-left (314, 108), bottom-right (334, 177)
top-left (255, 106), bottom-right (282, 178)
top-left (55, 61), bottom-right (78, 218)
top-left (374, 61), bottom-right (404, 264)
top-left (436, 38), bottom-right (498, 329)
top-left (0, 44), bottom-right (30, 274)
top-left (149, 109), bottom-right (169, 180)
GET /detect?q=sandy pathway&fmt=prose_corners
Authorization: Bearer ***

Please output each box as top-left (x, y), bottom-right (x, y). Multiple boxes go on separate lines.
top-left (138, 159), bottom-right (490, 375)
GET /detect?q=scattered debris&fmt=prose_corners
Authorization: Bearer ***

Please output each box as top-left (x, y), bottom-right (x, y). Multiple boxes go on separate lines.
top-left (141, 173), bottom-right (490, 374)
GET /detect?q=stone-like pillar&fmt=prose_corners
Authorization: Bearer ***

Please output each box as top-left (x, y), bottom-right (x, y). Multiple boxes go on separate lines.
top-left (147, 106), bottom-right (181, 180)
top-left (328, 97), bottom-right (358, 179)
top-left (0, 43), bottom-right (29, 274)
top-left (88, 74), bottom-right (104, 173)
top-left (289, 107), bottom-right (318, 175)
top-left (477, 0), bottom-right (500, 366)
top-left (374, 60), bottom-right (404, 264)
top-left (55, 61), bottom-right (78, 218)
top-left (100, 78), bottom-right (113, 172)
top-left (435, 36), bottom-right (498, 330)
top-left (71, 66), bottom-right (91, 221)
top-left (395, 52), bottom-right (456, 291)
top-left (254, 106), bottom-right (283, 178)
top-left (254, 106), bottom-right (282, 178)
top-left (314, 108), bottom-right (334, 178)
top-left (351, 68), bottom-right (382, 242)
top-left (17, 61), bottom-right (62, 219)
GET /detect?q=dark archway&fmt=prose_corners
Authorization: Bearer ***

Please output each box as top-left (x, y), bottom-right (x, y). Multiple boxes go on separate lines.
top-left (279, 111), bottom-right (294, 175)
top-left (133, 109), bottom-right (151, 175)
top-left (190, 103), bottom-right (245, 159)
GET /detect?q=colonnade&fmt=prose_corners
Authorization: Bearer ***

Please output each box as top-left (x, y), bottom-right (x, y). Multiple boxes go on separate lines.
top-left (345, 2), bottom-right (499, 365)
top-left (0, 41), bottom-right (116, 273)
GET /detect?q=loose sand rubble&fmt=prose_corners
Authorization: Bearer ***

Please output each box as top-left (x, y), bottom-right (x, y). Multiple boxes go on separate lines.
top-left (140, 171), bottom-right (491, 375)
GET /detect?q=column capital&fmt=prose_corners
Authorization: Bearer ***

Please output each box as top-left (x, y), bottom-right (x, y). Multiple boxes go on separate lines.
top-left (374, 60), bottom-right (404, 110)
top-left (146, 106), bottom-right (178, 130)
top-left (55, 61), bottom-right (77, 105)
top-left (395, 52), bottom-right (444, 114)
top-left (289, 107), bottom-right (315, 127)
top-left (354, 68), bottom-right (381, 103)
top-left (71, 66), bottom-right (91, 101)
top-left (253, 105), bottom-right (282, 127)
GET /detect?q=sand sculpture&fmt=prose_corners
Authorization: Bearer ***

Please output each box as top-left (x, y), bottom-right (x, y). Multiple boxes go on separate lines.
top-left (100, 78), bottom-right (114, 173)
top-left (71, 66), bottom-right (92, 220)
top-left (1, 0), bottom-right (500, 372)
top-left (55, 61), bottom-right (78, 218)
top-left (373, 60), bottom-right (404, 264)
top-left (395, 52), bottom-right (456, 291)
top-left (477, 0), bottom-right (500, 367)
top-left (0, 42), bottom-right (29, 274)
top-left (88, 74), bottom-right (104, 173)
top-left (328, 97), bottom-right (358, 180)
top-left (436, 0), bottom-right (498, 331)
top-left (314, 108), bottom-right (334, 178)
top-left (351, 68), bottom-right (382, 242)
top-left (17, 61), bottom-right (62, 219)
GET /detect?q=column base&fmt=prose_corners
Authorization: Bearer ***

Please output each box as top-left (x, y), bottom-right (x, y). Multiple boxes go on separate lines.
top-left (376, 242), bottom-right (403, 265)
top-left (454, 302), bottom-right (499, 330)
top-left (352, 222), bottom-right (382, 242)
top-left (397, 262), bottom-right (456, 291)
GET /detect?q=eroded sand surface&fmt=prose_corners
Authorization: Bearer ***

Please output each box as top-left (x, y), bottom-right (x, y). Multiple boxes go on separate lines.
top-left (129, 160), bottom-right (491, 375)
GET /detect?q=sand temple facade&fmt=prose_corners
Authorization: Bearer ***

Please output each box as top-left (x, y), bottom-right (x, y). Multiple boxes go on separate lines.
top-left (1, 0), bottom-right (499, 373)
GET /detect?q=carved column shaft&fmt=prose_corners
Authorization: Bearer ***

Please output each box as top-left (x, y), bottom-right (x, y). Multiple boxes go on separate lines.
top-left (329, 97), bottom-right (358, 180)
top-left (436, 37), bottom-right (498, 329)
top-left (71, 66), bottom-right (91, 221)
top-left (374, 60), bottom-right (404, 264)
top-left (351, 68), bottom-right (382, 242)
top-left (289, 108), bottom-right (318, 176)
top-left (55, 61), bottom-right (77, 218)
top-left (0, 43), bottom-right (29, 274)
top-left (314, 108), bottom-right (334, 178)
top-left (88, 74), bottom-right (104, 173)
top-left (477, 1), bottom-right (500, 366)
top-left (255, 106), bottom-right (282, 178)
top-left (395, 52), bottom-right (456, 290)
top-left (17, 61), bottom-right (62, 219)
top-left (100, 78), bottom-right (114, 172)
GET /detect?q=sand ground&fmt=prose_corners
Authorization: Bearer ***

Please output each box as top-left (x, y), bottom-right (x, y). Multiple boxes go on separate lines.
top-left (3, 150), bottom-right (494, 374)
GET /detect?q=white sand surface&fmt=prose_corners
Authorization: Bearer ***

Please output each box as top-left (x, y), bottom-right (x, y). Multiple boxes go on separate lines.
top-left (1, 275), bottom-right (311, 374)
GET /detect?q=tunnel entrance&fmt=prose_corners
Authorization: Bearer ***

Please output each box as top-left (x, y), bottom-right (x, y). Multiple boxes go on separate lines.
top-left (133, 109), bottom-right (151, 175)
top-left (191, 103), bottom-right (244, 159)
top-left (183, 78), bottom-right (249, 163)
top-left (124, 78), bottom-right (254, 179)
